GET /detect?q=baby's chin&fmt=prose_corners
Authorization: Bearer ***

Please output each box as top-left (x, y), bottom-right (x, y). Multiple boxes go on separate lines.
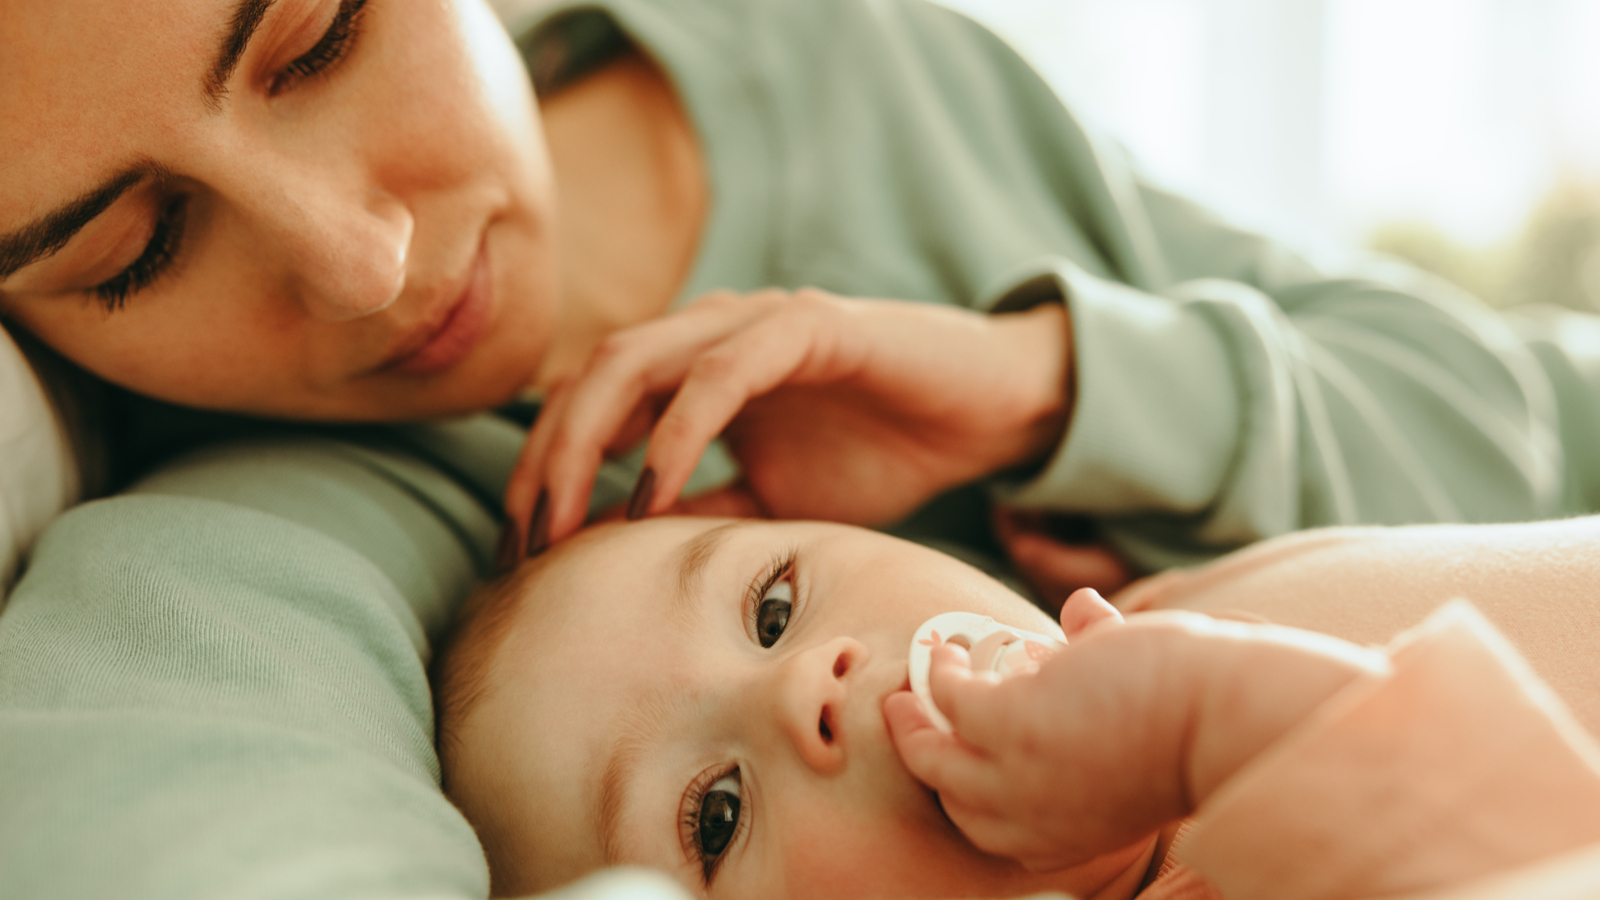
top-left (793, 796), bottom-right (1108, 900)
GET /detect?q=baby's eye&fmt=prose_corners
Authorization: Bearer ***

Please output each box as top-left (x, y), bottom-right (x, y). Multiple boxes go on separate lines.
top-left (696, 770), bottom-right (741, 873)
top-left (755, 580), bottom-right (792, 648)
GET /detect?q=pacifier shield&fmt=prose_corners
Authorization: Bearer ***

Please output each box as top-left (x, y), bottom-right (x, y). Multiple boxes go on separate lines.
top-left (907, 611), bottom-right (1065, 734)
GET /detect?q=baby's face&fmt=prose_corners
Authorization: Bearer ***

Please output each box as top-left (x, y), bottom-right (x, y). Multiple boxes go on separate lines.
top-left (449, 518), bottom-right (1151, 898)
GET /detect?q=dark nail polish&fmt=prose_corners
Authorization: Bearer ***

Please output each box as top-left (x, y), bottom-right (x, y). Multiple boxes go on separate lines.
top-left (496, 522), bottom-right (521, 573)
top-left (627, 467), bottom-right (656, 521)
top-left (526, 489), bottom-right (551, 557)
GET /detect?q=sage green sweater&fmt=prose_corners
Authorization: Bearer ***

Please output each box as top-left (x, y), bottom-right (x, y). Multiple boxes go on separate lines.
top-left (507, 0), bottom-right (1597, 570)
top-left (5, 0), bottom-right (1600, 897)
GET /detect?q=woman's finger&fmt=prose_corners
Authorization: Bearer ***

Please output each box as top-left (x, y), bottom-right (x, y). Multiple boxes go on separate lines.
top-left (660, 483), bottom-right (768, 519)
top-left (516, 293), bottom-right (780, 546)
top-left (999, 528), bottom-right (1134, 610)
top-left (504, 378), bottom-right (581, 551)
top-left (630, 295), bottom-right (855, 516)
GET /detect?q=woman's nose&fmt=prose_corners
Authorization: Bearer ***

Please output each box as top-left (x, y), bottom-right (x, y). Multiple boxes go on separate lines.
top-left (227, 151), bottom-right (415, 323)
top-left (772, 637), bottom-right (868, 775)
top-left (282, 188), bottom-right (413, 322)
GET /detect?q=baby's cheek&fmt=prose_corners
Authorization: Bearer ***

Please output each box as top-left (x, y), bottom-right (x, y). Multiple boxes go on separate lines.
top-left (775, 798), bottom-right (1015, 900)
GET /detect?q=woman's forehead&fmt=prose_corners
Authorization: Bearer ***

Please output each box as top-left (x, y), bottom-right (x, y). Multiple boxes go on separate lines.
top-left (0, 0), bottom-right (220, 231)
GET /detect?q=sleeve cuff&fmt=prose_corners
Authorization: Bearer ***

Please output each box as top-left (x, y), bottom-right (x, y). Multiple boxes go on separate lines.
top-left (982, 259), bottom-right (1243, 516)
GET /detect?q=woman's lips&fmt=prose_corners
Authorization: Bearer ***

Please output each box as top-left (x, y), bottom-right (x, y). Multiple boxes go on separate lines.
top-left (385, 241), bottom-right (493, 376)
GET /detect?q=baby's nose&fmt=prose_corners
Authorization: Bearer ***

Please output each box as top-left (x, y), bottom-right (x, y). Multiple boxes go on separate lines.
top-left (776, 637), bottom-right (867, 775)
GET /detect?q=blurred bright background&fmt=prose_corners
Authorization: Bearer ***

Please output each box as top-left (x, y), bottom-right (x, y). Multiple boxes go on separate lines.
top-left (936, 0), bottom-right (1600, 310)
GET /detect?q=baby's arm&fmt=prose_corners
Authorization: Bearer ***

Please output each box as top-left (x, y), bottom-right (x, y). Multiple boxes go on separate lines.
top-left (885, 589), bottom-right (1383, 873)
top-left (886, 592), bottom-right (1600, 896)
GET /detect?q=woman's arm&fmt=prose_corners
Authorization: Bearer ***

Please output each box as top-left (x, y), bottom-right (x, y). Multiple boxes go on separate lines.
top-left (503, 0), bottom-right (1592, 574)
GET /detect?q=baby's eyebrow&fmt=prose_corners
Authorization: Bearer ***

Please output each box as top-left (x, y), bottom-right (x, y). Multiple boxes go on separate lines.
top-left (596, 686), bottom-right (692, 866)
top-left (672, 521), bottom-right (748, 622)
top-left (593, 522), bottom-right (753, 866)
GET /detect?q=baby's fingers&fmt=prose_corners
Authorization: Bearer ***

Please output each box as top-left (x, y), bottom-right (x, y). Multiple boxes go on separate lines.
top-left (883, 692), bottom-right (1007, 812)
top-left (934, 795), bottom-right (1065, 868)
top-left (925, 643), bottom-right (1012, 742)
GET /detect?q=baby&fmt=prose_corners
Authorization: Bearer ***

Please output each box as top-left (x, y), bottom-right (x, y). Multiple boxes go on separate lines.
top-left (434, 516), bottom-right (1120, 898)
top-left (434, 515), bottom-right (1530, 900)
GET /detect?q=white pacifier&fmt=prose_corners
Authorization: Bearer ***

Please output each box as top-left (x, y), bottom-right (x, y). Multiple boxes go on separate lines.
top-left (908, 611), bottom-right (1066, 734)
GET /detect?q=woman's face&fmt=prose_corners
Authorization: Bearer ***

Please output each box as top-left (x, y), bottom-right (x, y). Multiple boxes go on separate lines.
top-left (448, 518), bottom-right (1153, 899)
top-left (0, 0), bottom-right (559, 419)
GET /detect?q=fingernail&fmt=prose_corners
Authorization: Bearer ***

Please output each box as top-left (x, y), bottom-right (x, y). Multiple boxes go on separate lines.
top-left (626, 467), bottom-right (656, 521)
top-left (496, 521), bottom-right (521, 573)
top-left (526, 489), bottom-right (550, 557)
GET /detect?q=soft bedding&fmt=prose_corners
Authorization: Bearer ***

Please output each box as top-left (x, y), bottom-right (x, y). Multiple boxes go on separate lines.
top-left (0, 412), bottom-right (700, 900)
top-left (0, 328), bottom-right (78, 594)
top-left (0, 421), bottom-right (508, 898)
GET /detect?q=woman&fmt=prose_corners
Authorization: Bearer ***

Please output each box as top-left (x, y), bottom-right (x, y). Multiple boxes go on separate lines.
top-left (5, 0), bottom-right (1597, 590)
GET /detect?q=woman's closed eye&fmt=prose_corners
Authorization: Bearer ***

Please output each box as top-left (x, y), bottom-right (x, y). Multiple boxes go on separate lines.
top-left (88, 0), bottom-right (370, 312)
top-left (270, 0), bottom-right (370, 95)
top-left (92, 194), bottom-right (188, 311)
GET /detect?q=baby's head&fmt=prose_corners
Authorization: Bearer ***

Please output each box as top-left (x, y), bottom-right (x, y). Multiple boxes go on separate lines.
top-left (435, 517), bottom-right (1149, 898)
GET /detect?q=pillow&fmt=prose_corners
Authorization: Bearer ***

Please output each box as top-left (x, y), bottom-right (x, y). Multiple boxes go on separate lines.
top-left (0, 416), bottom-right (685, 900)
top-left (0, 326), bottom-right (78, 594)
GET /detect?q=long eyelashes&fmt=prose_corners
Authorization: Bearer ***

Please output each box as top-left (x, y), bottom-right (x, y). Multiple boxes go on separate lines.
top-left (88, 0), bottom-right (369, 313)
top-left (273, 0), bottom-right (368, 93)
top-left (93, 195), bottom-right (189, 312)
top-left (681, 765), bottom-right (744, 885)
top-left (745, 549), bottom-right (797, 647)
top-left (677, 550), bottom-right (799, 888)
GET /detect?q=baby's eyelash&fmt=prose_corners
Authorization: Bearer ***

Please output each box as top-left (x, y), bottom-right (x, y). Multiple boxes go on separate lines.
top-left (681, 764), bottom-right (744, 886)
top-left (92, 195), bottom-right (189, 312)
top-left (744, 549), bottom-right (797, 637)
top-left (272, 0), bottom-right (368, 93)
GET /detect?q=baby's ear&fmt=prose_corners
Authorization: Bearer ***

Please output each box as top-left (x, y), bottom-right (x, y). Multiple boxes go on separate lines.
top-left (1059, 588), bottom-right (1123, 639)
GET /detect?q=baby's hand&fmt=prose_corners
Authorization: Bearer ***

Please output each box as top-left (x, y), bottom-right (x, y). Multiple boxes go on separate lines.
top-left (885, 589), bottom-right (1191, 871)
top-left (885, 589), bottom-right (1386, 872)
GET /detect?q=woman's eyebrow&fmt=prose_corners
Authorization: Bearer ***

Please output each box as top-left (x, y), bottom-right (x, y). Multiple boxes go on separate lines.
top-left (0, 2), bottom-right (267, 280)
top-left (0, 165), bottom-right (164, 280)
top-left (204, 0), bottom-right (275, 109)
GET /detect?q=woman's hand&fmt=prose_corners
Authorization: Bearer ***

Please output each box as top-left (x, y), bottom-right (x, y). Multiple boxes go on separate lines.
top-left (504, 288), bottom-right (1072, 554)
top-left (883, 589), bottom-right (1385, 872)
top-left (992, 509), bottom-right (1135, 611)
